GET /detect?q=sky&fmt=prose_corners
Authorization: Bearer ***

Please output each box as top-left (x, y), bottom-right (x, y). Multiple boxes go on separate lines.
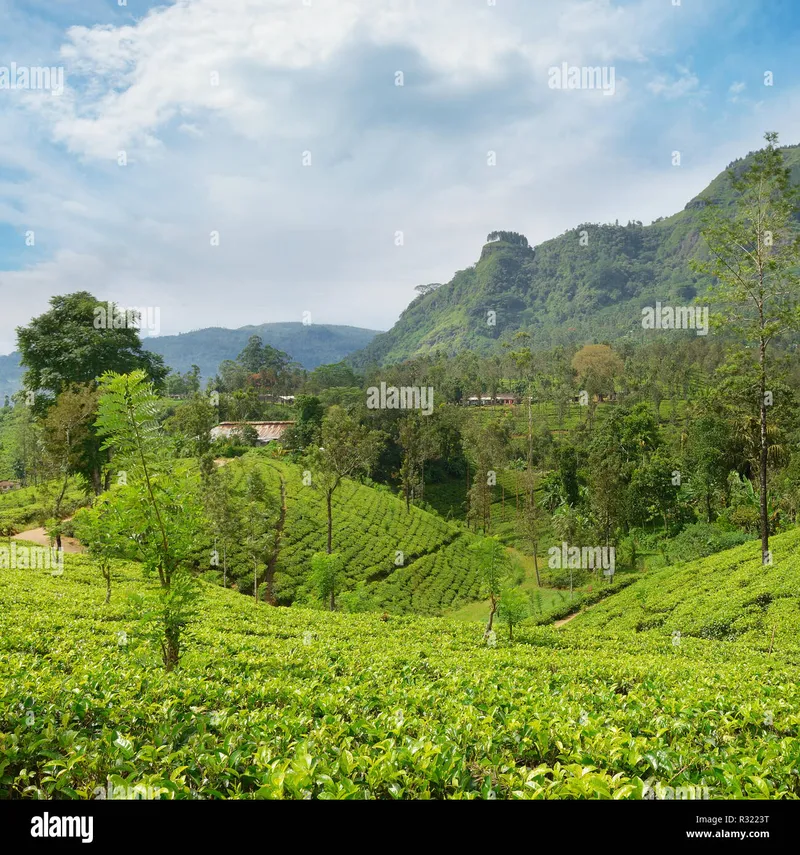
top-left (1, 0), bottom-right (800, 354)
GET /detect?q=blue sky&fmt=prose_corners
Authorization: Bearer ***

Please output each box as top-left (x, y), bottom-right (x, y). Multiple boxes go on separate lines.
top-left (1, 0), bottom-right (800, 354)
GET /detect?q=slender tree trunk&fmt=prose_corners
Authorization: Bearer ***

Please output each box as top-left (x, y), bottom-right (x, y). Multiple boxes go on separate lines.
top-left (527, 392), bottom-right (533, 470)
top-left (486, 594), bottom-right (497, 635)
top-left (759, 335), bottom-right (770, 565)
top-left (533, 548), bottom-right (541, 588)
top-left (326, 490), bottom-right (333, 554)
top-left (92, 466), bottom-right (102, 497)
top-left (163, 627), bottom-right (180, 672)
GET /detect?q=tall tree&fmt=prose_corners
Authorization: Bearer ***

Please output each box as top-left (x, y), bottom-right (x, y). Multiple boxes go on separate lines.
top-left (16, 292), bottom-right (167, 404)
top-left (94, 370), bottom-right (202, 670)
top-left (693, 133), bottom-right (800, 565)
top-left (470, 536), bottom-right (511, 638)
top-left (307, 406), bottom-right (383, 553)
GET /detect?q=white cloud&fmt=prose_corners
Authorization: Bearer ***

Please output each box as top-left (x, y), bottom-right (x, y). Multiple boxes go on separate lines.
top-left (0, 0), bottom-right (797, 357)
top-left (647, 64), bottom-right (702, 100)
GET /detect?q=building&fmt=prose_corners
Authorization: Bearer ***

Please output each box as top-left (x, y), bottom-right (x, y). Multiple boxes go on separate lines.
top-left (0, 480), bottom-right (20, 493)
top-left (465, 394), bottom-right (519, 406)
top-left (210, 421), bottom-right (295, 445)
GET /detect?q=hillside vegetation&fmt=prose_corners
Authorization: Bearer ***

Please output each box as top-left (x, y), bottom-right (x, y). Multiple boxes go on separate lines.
top-left (1, 537), bottom-right (799, 799)
top-left (566, 526), bottom-right (800, 651)
top-left (0, 323), bottom-right (381, 397)
top-left (352, 145), bottom-right (800, 366)
top-left (189, 454), bottom-right (487, 615)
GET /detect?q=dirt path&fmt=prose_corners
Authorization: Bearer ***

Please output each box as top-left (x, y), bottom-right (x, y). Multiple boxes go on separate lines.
top-left (11, 527), bottom-right (85, 553)
top-left (554, 610), bottom-right (581, 628)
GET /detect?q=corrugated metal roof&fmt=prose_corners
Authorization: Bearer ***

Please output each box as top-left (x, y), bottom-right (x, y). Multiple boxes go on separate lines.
top-left (211, 422), bottom-right (295, 444)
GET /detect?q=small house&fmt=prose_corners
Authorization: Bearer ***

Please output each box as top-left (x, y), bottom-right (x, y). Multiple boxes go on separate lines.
top-left (210, 421), bottom-right (295, 445)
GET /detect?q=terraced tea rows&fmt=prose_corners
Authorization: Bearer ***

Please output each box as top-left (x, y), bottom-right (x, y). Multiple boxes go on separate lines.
top-left (2, 549), bottom-right (799, 799)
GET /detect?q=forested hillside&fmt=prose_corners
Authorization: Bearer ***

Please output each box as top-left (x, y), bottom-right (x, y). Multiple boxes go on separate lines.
top-left (147, 323), bottom-right (381, 378)
top-left (352, 145), bottom-right (800, 366)
top-left (0, 323), bottom-right (380, 397)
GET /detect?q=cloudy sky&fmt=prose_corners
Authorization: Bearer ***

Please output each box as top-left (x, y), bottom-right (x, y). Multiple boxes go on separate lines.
top-left (1, 0), bottom-right (799, 354)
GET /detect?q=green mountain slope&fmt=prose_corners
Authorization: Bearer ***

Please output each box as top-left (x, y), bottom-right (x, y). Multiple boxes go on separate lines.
top-left (189, 454), bottom-right (486, 615)
top-left (352, 144), bottom-right (800, 366)
top-left (565, 526), bottom-right (800, 653)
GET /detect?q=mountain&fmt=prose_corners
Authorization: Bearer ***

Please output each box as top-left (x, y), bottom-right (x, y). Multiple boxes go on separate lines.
top-left (144, 322), bottom-right (381, 378)
top-left (0, 322), bottom-right (381, 394)
top-left (351, 144), bottom-right (800, 367)
top-left (0, 353), bottom-right (23, 400)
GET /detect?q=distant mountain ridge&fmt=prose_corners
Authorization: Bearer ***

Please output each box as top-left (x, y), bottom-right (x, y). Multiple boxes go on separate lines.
top-left (0, 322), bottom-right (381, 395)
top-left (0, 353), bottom-right (23, 400)
top-left (144, 322), bottom-right (381, 378)
top-left (350, 144), bottom-right (800, 367)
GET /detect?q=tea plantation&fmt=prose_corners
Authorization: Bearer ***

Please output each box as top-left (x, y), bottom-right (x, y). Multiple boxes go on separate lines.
top-left (2, 527), bottom-right (799, 799)
top-left (189, 455), bottom-right (488, 614)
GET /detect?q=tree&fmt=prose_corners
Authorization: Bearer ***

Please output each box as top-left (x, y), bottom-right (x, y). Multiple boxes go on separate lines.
top-left (165, 394), bottom-right (218, 458)
top-left (42, 385), bottom-right (103, 501)
top-left (519, 467), bottom-right (543, 586)
top-left (237, 335), bottom-right (292, 383)
top-left (242, 469), bottom-right (277, 601)
top-left (310, 551), bottom-right (343, 610)
top-left (306, 406), bottom-right (383, 553)
top-left (203, 466), bottom-right (238, 589)
top-left (16, 292), bottom-right (167, 404)
top-left (305, 363), bottom-right (360, 394)
top-left (94, 370), bottom-right (203, 671)
top-left (571, 344), bottom-right (624, 426)
top-left (497, 587), bottom-right (530, 640)
top-left (74, 498), bottom-right (120, 604)
top-left (463, 416), bottom-right (510, 532)
top-left (693, 133), bottom-right (800, 565)
top-left (414, 283), bottom-right (442, 297)
top-left (398, 413), bottom-right (437, 511)
top-left (283, 395), bottom-right (324, 450)
top-left (470, 536), bottom-right (511, 637)
top-left (682, 412), bottom-right (733, 521)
